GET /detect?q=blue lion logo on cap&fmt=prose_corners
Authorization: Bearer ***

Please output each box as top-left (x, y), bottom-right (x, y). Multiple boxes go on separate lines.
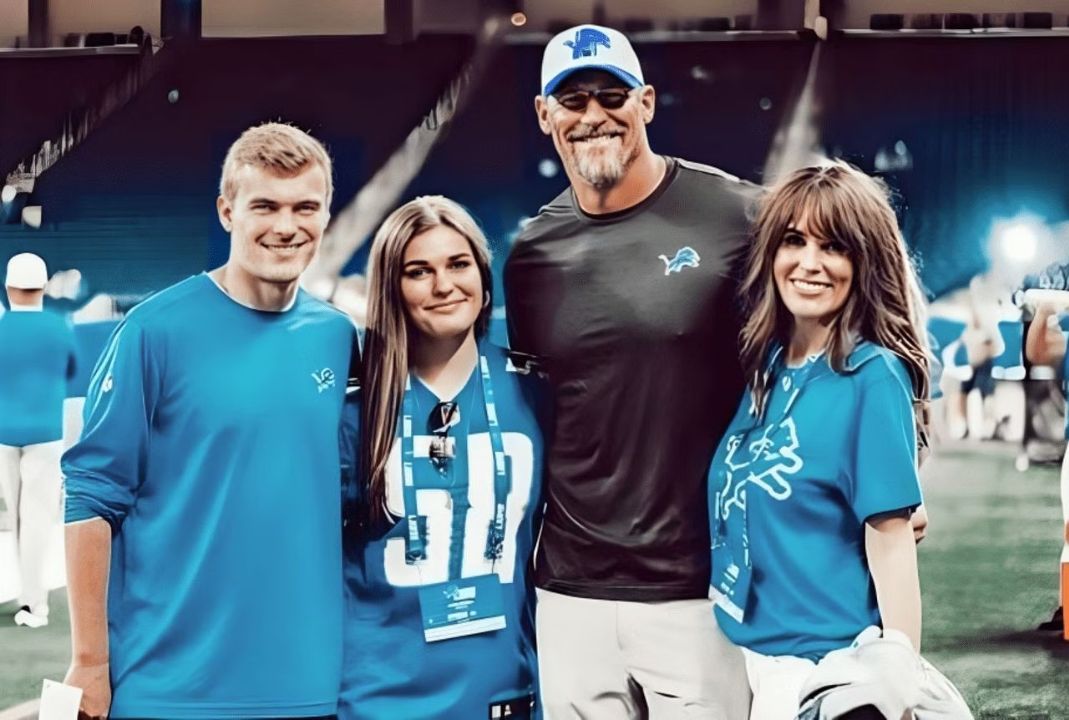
top-left (658, 247), bottom-right (701, 275)
top-left (564, 28), bottom-right (611, 59)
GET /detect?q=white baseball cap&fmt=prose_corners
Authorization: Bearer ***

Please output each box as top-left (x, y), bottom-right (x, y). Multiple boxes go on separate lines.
top-left (540, 24), bottom-right (645, 97)
top-left (5, 252), bottom-right (48, 290)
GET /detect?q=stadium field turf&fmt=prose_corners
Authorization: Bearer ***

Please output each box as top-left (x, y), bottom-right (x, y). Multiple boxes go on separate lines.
top-left (0, 444), bottom-right (1067, 716)
top-left (919, 445), bottom-right (1068, 719)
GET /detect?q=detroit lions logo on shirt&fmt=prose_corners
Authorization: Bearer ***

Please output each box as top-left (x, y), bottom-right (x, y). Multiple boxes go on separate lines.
top-left (311, 368), bottom-right (335, 393)
top-left (443, 584), bottom-right (476, 602)
top-left (718, 417), bottom-right (802, 519)
top-left (563, 27), bottom-right (611, 59)
top-left (659, 247), bottom-right (701, 275)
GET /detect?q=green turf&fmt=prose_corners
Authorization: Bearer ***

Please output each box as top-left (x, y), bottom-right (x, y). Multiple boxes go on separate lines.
top-left (0, 590), bottom-right (70, 706)
top-left (918, 446), bottom-right (1069, 719)
top-left (1, 445), bottom-right (1068, 715)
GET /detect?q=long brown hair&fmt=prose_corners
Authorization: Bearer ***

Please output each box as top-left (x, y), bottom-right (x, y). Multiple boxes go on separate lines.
top-left (739, 161), bottom-right (930, 431)
top-left (362, 196), bottom-right (493, 523)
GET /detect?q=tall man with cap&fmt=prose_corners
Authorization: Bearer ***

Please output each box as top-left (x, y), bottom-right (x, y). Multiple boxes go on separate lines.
top-left (505, 24), bottom-right (757, 719)
top-left (0, 252), bottom-right (76, 629)
top-left (62, 122), bottom-right (357, 719)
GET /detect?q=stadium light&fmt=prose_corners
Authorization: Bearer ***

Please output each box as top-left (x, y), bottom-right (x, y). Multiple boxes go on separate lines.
top-left (997, 220), bottom-right (1039, 263)
top-left (987, 214), bottom-right (1059, 285)
top-left (21, 205), bottom-right (41, 229)
top-left (0, 190), bottom-right (29, 224)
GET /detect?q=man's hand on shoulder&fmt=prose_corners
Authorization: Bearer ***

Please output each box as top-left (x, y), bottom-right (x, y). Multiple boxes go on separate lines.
top-left (65, 660), bottom-right (111, 720)
top-left (911, 504), bottom-right (929, 544)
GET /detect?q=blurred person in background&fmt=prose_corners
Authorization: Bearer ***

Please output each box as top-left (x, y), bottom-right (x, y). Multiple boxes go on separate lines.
top-left (1022, 262), bottom-right (1069, 632)
top-left (61, 122), bottom-right (357, 719)
top-left (949, 276), bottom-right (1006, 440)
top-left (0, 252), bottom-right (77, 629)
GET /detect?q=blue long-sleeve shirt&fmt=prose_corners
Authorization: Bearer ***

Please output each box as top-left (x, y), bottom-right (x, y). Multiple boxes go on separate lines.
top-left (0, 309), bottom-right (76, 446)
top-left (63, 274), bottom-right (355, 719)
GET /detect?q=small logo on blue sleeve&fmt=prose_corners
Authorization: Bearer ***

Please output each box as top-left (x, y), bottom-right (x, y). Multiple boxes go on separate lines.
top-left (101, 374), bottom-right (114, 393)
top-left (311, 368), bottom-right (336, 393)
top-left (564, 28), bottom-right (611, 59)
top-left (658, 247), bottom-right (701, 275)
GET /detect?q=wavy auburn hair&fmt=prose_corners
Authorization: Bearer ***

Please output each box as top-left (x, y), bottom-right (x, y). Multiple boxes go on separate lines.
top-left (362, 196), bottom-right (493, 524)
top-left (740, 161), bottom-right (930, 432)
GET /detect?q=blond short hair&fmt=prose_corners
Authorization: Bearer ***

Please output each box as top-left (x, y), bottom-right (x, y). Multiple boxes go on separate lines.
top-left (219, 122), bottom-right (334, 206)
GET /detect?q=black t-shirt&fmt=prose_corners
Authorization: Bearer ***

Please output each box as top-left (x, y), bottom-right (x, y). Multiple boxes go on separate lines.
top-left (504, 157), bottom-right (761, 601)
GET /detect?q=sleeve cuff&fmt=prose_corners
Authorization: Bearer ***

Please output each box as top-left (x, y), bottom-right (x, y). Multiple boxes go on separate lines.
top-left (64, 494), bottom-right (122, 531)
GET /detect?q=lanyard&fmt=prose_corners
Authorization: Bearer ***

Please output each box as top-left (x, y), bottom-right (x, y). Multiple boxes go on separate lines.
top-left (714, 347), bottom-right (824, 550)
top-left (400, 351), bottom-right (510, 567)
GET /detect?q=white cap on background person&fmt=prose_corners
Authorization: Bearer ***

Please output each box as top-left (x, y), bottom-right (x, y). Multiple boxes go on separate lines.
top-left (5, 252), bottom-right (48, 289)
top-left (540, 24), bottom-right (645, 96)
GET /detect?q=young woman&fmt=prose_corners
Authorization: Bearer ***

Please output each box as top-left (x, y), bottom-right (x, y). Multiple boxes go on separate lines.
top-left (338, 196), bottom-right (543, 719)
top-left (708, 162), bottom-right (970, 718)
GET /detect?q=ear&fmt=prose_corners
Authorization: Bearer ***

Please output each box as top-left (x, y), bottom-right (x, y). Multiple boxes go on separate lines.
top-left (638, 85), bottom-right (656, 124)
top-left (535, 95), bottom-right (553, 136)
top-left (216, 195), bottom-right (233, 232)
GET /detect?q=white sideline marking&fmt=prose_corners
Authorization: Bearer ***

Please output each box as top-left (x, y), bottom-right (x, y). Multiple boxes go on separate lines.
top-left (0, 699), bottom-right (39, 720)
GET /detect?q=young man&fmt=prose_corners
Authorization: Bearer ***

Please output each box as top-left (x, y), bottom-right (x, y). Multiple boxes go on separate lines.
top-left (504, 24), bottom-right (757, 720)
top-left (0, 252), bottom-right (77, 629)
top-left (62, 123), bottom-right (357, 719)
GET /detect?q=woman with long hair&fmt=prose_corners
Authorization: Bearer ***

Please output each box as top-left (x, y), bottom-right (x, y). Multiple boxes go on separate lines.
top-left (338, 196), bottom-right (543, 719)
top-left (707, 162), bottom-right (970, 718)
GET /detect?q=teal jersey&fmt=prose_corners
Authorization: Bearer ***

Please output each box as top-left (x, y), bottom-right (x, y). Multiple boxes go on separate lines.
top-left (63, 274), bottom-right (356, 718)
top-left (0, 309), bottom-right (76, 445)
top-left (339, 345), bottom-right (544, 720)
top-left (710, 342), bottom-right (923, 661)
top-left (70, 320), bottom-right (120, 397)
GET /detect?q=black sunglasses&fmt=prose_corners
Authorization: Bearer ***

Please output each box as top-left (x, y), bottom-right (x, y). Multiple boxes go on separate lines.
top-left (552, 87), bottom-right (633, 112)
top-left (428, 401), bottom-right (460, 435)
top-left (427, 401), bottom-right (460, 467)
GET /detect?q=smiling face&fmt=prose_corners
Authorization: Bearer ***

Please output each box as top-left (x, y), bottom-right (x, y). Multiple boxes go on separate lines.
top-left (536, 69), bottom-right (655, 190)
top-left (773, 214), bottom-right (854, 330)
top-left (400, 224), bottom-right (484, 344)
top-left (217, 162), bottom-right (329, 288)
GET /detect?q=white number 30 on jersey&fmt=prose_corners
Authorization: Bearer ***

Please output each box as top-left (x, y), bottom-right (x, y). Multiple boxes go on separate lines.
top-left (383, 432), bottom-right (535, 587)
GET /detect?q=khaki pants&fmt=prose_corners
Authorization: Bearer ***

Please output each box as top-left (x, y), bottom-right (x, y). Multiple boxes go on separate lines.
top-left (741, 649), bottom-right (814, 720)
top-left (0, 440), bottom-right (64, 610)
top-left (536, 588), bottom-right (751, 720)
